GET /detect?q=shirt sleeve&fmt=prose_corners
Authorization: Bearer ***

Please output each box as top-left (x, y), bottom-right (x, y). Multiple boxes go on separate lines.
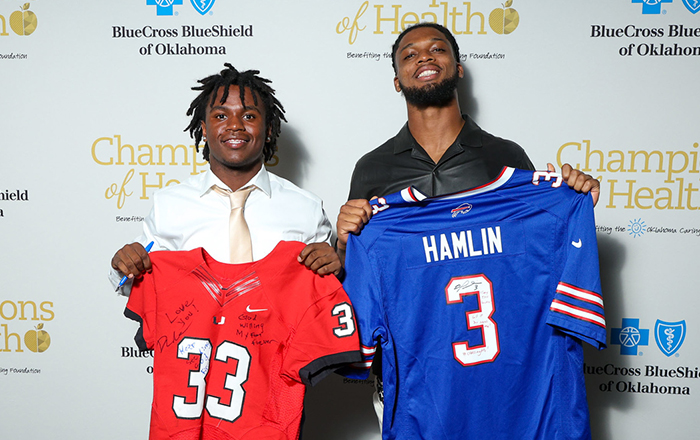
top-left (546, 193), bottom-right (606, 349)
top-left (282, 284), bottom-right (362, 387)
top-left (348, 163), bottom-right (369, 201)
top-left (308, 203), bottom-right (332, 245)
top-left (519, 150), bottom-right (535, 171)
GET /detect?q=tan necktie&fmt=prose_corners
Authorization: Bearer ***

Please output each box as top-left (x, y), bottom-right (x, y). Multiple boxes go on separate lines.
top-left (212, 185), bottom-right (256, 263)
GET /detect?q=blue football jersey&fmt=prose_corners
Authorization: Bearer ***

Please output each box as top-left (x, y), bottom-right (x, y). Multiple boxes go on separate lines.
top-left (343, 167), bottom-right (606, 440)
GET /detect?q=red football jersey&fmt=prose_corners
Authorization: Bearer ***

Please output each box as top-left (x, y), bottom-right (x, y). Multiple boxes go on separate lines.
top-left (125, 242), bottom-right (361, 440)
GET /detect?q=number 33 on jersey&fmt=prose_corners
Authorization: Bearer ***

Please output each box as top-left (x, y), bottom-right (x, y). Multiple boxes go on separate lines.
top-left (125, 242), bottom-right (362, 440)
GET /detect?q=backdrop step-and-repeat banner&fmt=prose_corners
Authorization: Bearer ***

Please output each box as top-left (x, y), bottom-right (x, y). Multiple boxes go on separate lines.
top-left (1, 1), bottom-right (698, 439)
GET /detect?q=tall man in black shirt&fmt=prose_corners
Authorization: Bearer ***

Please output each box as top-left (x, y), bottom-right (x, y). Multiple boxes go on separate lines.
top-left (334, 23), bottom-right (600, 428)
top-left (337, 23), bottom-right (599, 260)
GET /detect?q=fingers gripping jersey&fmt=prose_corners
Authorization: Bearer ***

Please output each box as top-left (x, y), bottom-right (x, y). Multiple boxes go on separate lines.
top-left (125, 242), bottom-right (361, 440)
top-left (343, 168), bottom-right (605, 440)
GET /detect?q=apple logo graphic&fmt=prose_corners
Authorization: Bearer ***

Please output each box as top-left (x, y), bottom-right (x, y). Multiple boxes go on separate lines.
top-left (489, 0), bottom-right (520, 35)
top-left (24, 323), bottom-right (51, 353)
top-left (10, 3), bottom-right (38, 36)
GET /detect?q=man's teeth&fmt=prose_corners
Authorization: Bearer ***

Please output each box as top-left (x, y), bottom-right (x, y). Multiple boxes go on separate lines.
top-left (418, 70), bottom-right (438, 78)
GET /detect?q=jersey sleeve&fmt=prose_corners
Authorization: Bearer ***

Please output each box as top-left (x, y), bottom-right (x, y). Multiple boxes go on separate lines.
top-left (124, 270), bottom-right (158, 352)
top-left (546, 193), bottom-right (606, 349)
top-left (282, 283), bottom-right (362, 387)
top-left (338, 235), bottom-right (385, 380)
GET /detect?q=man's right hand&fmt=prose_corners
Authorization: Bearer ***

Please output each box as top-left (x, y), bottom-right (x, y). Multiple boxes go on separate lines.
top-left (336, 199), bottom-right (374, 259)
top-left (111, 242), bottom-right (152, 281)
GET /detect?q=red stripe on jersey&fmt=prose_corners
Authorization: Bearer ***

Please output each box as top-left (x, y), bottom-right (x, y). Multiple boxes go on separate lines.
top-left (407, 188), bottom-right (420, 202)
top-left (469, 167), bottom-right (509, 192)
top-left (550, 299), bottom-right (606, 328)
top-left (361, 345), bottom-right (377, 355)
top-left (556, 282), bottom-right (604, 308)
top-left (350, 360), bottom-right (373, 370)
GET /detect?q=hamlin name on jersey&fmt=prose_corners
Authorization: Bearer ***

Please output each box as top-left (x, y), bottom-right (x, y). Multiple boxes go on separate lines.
top-left (343, 167), bottom-right (606, 440)
top-left (421, 224), bottom-right (505, 263)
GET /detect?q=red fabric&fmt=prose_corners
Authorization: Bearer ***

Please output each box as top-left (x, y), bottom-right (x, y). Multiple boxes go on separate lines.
top-left (126, 242), bottom-right (361, 440)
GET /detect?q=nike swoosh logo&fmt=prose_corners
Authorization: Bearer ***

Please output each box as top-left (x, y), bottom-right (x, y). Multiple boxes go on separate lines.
top-left (572, 239), bottom-right (582, 248)
top-left (246, 305), bottom-right (267, 313)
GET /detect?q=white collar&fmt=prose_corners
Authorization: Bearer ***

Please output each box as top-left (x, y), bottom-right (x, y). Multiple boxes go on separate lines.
top-left (198, 165), bottom-right (272, 198)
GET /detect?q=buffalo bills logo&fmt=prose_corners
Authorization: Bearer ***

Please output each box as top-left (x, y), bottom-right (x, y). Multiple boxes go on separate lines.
top-left (451, 203), bottom-right (472, 218)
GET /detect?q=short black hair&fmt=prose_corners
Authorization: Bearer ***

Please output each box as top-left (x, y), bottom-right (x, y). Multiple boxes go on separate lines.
top-left (391, 23), bottom-right (461, 74)
top-left (185, 63), bottom-right (286, 163)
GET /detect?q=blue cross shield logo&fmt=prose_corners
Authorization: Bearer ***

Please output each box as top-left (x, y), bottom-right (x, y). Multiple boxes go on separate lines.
top-left (682, 0), bottom-right (700, 13)
top-left (190, 0), bottom-right (216, 15)
top-left (655, 320), bottom-right (686, 357)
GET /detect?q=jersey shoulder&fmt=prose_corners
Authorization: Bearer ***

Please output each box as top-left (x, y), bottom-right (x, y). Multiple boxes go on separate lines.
top-left (139, 248), bottom-right (207, 291)
top-left (255, 242), bottom-right (346, 321)
top-left (498, 168), bottom-right (592, 219)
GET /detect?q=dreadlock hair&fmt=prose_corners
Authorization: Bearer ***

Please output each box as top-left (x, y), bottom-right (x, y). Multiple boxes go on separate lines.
top-left (391, 23), bottom-right (461, 74)
top-left (185, 63), bottom-right (286, 163)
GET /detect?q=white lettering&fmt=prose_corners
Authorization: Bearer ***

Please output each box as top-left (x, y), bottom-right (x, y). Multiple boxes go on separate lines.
top-left (422, 226), bottom-right (504, 264)
top-left (423, 236), bottom-right (438, 263)
top-left (480, 228), bottom-right (489, 255)
top-left (451, 231), bottom-right (468, 258)
top-left (467, 230), bottom-right (482, 256)
top-left (439, 234), bottom-right (453, 261)
top-left (487, 227), bottom-right (502, 254)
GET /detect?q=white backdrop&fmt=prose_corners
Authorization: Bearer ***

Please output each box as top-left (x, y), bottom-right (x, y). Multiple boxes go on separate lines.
top-left (1, 1), bottom-right (698, 439)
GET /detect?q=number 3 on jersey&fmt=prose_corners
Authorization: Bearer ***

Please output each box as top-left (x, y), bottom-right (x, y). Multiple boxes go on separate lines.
top-left (445, 274), bottom-right (500, 366)
top-left (332, 302), bottom-right (356, 338)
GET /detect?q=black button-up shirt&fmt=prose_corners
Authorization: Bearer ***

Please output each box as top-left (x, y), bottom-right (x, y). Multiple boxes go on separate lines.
top-left (349, 115), bottom-right (534, 199)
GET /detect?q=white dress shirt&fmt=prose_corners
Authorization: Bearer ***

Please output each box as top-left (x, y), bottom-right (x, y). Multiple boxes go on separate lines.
top-left (110, 166), bottom-right (331, 295)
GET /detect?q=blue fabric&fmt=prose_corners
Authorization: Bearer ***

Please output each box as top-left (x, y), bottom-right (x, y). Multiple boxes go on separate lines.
top-left (343, 167), bottom-right (605, 440)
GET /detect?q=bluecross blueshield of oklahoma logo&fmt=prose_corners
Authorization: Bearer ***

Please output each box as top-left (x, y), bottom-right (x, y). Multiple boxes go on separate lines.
top-left (146, 0), bottom-right (217, 16)
top-left (654, 319), bottom-right (686, 356)
top-left (191, 0), bottom-right (216, 15)
top-left (147, 0), bottom-right (183, 16)
top-left (682, 0), bottom-right (700, 13)
top-left (611, 318), bottom-right (650, 355)
top-left (631, 0), bottom-right (672, 15)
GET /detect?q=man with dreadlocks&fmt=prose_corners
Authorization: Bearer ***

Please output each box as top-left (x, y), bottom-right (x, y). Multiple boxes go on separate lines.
top-left (109, 63), bottom-right (340, 294)
top-left (113, 67), bottom-right (363, 439)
